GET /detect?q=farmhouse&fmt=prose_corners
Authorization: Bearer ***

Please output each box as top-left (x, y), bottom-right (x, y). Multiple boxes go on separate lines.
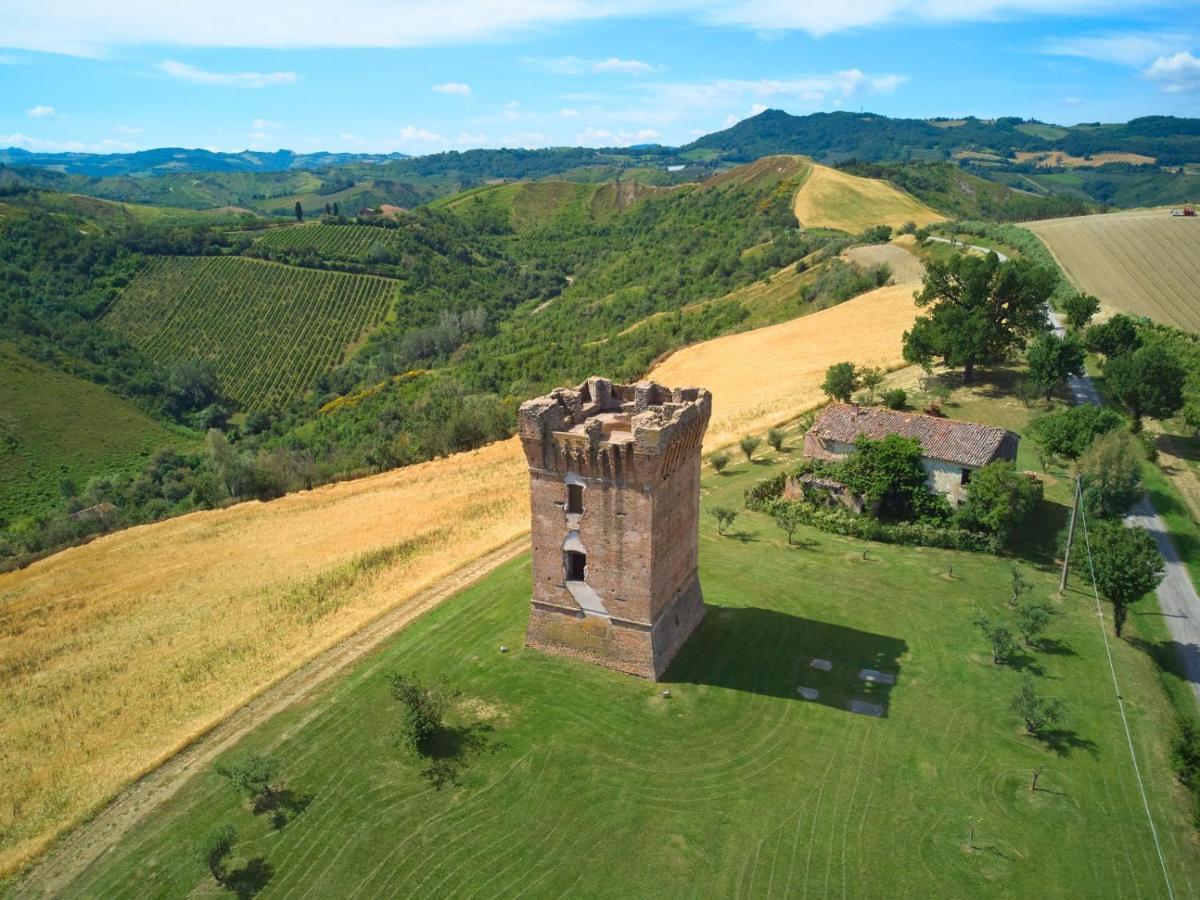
top-left (518, 376), bottom-right (711, 679)
top-left (803, 403), bottom-right (1019, 505)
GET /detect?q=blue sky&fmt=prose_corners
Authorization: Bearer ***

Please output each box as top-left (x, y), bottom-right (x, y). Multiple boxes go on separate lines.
top-left (2, 1), bottom-right (1199, 155)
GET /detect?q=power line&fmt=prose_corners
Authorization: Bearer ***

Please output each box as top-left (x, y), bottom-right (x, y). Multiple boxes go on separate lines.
top-left (1077, 478), bottom-right (1175, 899)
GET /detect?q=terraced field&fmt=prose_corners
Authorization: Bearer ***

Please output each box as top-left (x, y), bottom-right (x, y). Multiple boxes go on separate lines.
top-left (255, 224), bottom-right (400, 261)
top-left (1028, 209), bottom-right (1200, 331)
top-left (794, 164), bottom-right (946, 232)
top-left (105, 256), bottom-right (397, 408)
top-left (39, 442), bottom-right (1200, 898)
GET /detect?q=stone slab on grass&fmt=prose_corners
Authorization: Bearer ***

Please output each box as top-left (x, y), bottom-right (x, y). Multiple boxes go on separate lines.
top-left (797, 686), bottom-right (819, 700)
top-left (858, 668), bottom-right (896, 685)
top-left (810, 658), bottom-right (833, 672)
top-left (849, 699), bottom-right (885, 718)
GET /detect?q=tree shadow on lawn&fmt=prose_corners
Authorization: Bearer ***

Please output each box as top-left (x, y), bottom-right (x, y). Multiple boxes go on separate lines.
top-left (1006, 497), bottom-right (1070, 568)
top-left (663, 606), bottom-right (906, 717)
top-left (223, 858), bottom-right (274, 900)
top-left (1033, 637), bottom-right (1077, 658)
top-left (252, 788), bottom-right (313, 831)
top-left (1034, 727), bottom-right (1099, 759)
top-left (418, 721), bottom-right (501, 791)
top-left (1126, 634), bottom-right (1200, 696)
top-left (723, 528), bottom-right (762, 543)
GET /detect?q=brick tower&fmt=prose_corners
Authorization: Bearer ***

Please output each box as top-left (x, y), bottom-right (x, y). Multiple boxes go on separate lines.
top-left (518, 377), bottom-right (711, 679)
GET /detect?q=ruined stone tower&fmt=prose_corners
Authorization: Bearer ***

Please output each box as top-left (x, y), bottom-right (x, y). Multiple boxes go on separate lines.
top-left (518, 377), bottom-right (712, 679)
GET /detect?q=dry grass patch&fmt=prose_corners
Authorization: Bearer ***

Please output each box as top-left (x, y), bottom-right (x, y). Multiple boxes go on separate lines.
top-left (793, 164), bottom-right (945, 232)
top-left (1028, 210), bottom-right (1200, 331)
top-left (1013, 150), bottom-right (1156, 168)
top-left (843, 242), bottom-right (926, 283)
top-left (650, 282), bottom-right (919, 449)
top-left (0, 438), bottom-right (528, 876)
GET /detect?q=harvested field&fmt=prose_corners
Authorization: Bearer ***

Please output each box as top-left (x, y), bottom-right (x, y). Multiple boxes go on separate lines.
top-left (1013, 150), bottom-right (1156, 168)
top-left (0, 439), bottom-right (527, 877)
top-left (793, 164), bottom-right (945, 232)
top-left (1028, 209), bottom-right (1200, 332)
top-left (650, 282), bottom-right (919, 448)
top-left (843, 242), bottom-right (926, 283)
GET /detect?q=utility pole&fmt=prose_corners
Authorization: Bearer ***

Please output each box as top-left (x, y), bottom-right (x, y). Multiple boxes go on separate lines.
top-left (1059, 475), bottom-right (1081, 594)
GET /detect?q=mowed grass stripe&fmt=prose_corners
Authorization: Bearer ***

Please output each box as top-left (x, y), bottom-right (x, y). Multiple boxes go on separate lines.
top-left (105, 256), bottom-right (397, 408)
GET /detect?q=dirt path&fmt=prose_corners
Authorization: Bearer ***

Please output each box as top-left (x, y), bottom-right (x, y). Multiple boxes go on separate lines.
top-left (11, 537), bottom-right (529, 898)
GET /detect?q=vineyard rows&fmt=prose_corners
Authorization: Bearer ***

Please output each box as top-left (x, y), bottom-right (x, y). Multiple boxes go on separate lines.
top-left (255, 224), bottom-right (401, 260)
top-left (105, 256), bottom-right (397, 408)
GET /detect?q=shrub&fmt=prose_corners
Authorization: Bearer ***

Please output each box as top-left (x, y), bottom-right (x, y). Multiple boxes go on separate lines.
top-left (974, 614), bottom-right (1016, 664)
top-left (744, 472), bottom-right (787, 507)
top-left (1030, 404), bottom-right (1124, 460)
top-left (822, 361), bottom-right (859, 403)
top-left (215, 753), bottom-right (279, 804)
top-left (739, 435), bottom-right (762, 462)
top-left (882, 388), bottom-right (907, 409)
top-left (953, 461), bottom-right (1041, 544)
top-left (1011, 678), bottom-right (1065, 735)
top-left (196, 823), bottom-right (237, 883)
top-left (709, 451), bottom-right (730, 473)
top-left (390, 673), bottom-right (453, 754)
top-left (1016, 597), bottom-right (1054, 645)
top-left (709, 506), bottom-right (738, 535)
top-left (767, 428), bottom-right (786, 452)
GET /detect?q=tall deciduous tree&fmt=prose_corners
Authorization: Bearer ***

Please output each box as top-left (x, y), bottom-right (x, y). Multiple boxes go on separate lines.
top-left (1062, 292), bottom-right (1100, 331)
top-left (1105, 343), bottom-right (1185, 431)
top-left (1026, 332), bottom-right (1085, 400)
top-left (1085, 313), bottom-right (1141, 359)
top-left (954, 460), bottom-right (1040, 543)
top-left (822, 361), bottom-right (858, 403)
top-left (294, 201), bottom-right (303, 222)
top-left (1078, 430), bottom-right (1143, 519)
top-left (1087, 521), bottom-right (1165, 637)
top-left (902, 252), bottom-right (1056, 382)
top-left (1030, 404), bottom-right (1124, 460)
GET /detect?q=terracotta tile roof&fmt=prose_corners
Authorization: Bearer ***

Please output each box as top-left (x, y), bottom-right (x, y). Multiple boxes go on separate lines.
top-left (805, 403), bottom-right (1018, 468)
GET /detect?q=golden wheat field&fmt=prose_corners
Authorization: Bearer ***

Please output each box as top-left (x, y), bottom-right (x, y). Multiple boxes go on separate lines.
top-left (792, 164), bottom-right (945, 232)
top-left (1028, 209), bottom-right (1200, 332)
top-left (0, 440), bottom-right (527, 876)
top-left (651, 282), bottom-right (919, 448)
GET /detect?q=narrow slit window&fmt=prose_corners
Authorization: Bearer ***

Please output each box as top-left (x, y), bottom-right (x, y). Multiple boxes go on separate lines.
top-left (961, 468), bottom-right (972, 485)
top-left (565, 550), bottom-right (586, 582)
top-left (566, 483), bottom-right (584, 513)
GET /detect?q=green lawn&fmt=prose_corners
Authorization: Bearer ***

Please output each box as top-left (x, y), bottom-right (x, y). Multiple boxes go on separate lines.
top-left (47, 427), bottom-right (1200, 898)
top-left (0, 343), bottom-right (193, 524)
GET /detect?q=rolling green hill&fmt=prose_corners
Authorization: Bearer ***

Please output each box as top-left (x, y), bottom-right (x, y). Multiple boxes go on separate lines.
top-left (105, 257), bottom-right (398, 408)
top-left (0, 343), bottom-right (191, 524)
top-left (432, 178), bottom-right (677, 230)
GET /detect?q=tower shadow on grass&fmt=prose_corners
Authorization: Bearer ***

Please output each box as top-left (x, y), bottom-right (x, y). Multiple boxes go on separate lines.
top-left (662, 606), bottom-right (906, 717)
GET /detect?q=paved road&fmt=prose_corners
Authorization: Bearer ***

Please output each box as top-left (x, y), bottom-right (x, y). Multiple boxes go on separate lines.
top-left (1049, 310), bottom-right (1200, 703)
top-left (925, 234), bottom-right (1009, 263)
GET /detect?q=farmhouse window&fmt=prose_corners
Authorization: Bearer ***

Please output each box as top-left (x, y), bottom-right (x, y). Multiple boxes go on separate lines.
top-left (565, 550), bottom-right (587, 582)
top-left (566, 483), bottom-right (584, 514)
top-left (961, 468), bottom-right (972, 485)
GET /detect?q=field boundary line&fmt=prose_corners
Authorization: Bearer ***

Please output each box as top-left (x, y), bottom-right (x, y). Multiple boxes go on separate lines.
top-left (12, 534), bottom-right (530, 898)
top-left (1079, 496), bottom-right (1175, 900)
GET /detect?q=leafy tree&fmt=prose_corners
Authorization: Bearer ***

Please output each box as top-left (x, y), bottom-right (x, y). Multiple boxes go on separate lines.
top-left (773, 504), bottom-right (806, 545)
top-left (975, 614), bottom-right (1016, 664)
top-left (709, 450), bottom-right (730, 473)
top-left (1078, 429), bottom-right (1143, 519)
top-left (332, 201), bottom-right (340, 216)
top-left (390, 673), bottom-right (453, 754)
top-left (882, 388), bottom-right (907, 410)
top-left (196, 823), bottom-right (237, 884)
top-left (859, 366), bottom-right (886, 403)
top-left (294, 201), bottom-right (303, 222)
top-left (215, 753), bottom-right (282, 807)
top-left (1025, 331), bottom-right (1085, 400)
top-left (1009, 566), bottom-right (1031, 607)
top-left (954, 461), bottom-right (1040, 543)
top-left (822, 362), bottom-right (859, 403)
top-left (902, 252), bottom-right (1056, 382)
top-left (1011, 678), bottom-right (1065, 735)
top-left (1087, 521), bottom-right (1165, 637)
top-left (165, 358), bottom-right (223, 419)
top-left (1172, 715), bottom-right (1200, 792)
top-left (839, 434), bottom-right (948, 522)
top-left (1030, 404), bottom-right (1124, 460)
top-left (1062, 292), bottom-right (1100, 331)
top-left (1086, 314), bottom-right (1141, 359)
top-left (739, 435), bottom-right (762, 462)
top-left (709, 506), bottom-right (738, 535)
top-left (767, 427), bottom-right (786, 452)
top-left (1105, 343), bottom-right (1185, 431)
top-left (1016, 597), bottom-right (1054, 646)
top-left (324, 202), bottom-right (332, 215)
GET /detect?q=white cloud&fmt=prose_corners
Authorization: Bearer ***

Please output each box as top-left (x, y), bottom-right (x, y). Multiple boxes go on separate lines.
top-left (642, 70), bottom-right (908, 115)
top-left (0, 133), bottom-right (138, 152)
top-left (0, 1), bottom-right (1169, 56)
top-left (158, 59), bottom-right (298, 88)
top-left (252, 118), bottom-right (282, 130)
top-left (398, 125), bottom-right (446, 144)
top-left (592, 57), bottom-right (658, 75)
top-left (1145, 51), bottom-right (1200, 93)
top-left (112, 124), bottom-right (143, 134)
top-left (1039, 30), bottom-right (1191, 66)
top-left (559, 108), bottom-right (580, 117)
top-left (575, 125), bottom-right (661, 147)
top-left (26, 105), bottom-right (56, 118)
top-left (432, 81), bottom-right (472, 96)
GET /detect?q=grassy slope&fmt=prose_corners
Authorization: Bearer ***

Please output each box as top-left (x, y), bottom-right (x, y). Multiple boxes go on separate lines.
top-left (104, 256), bottom-right (398, 408)
top-left (0, 343), bottom-right (190, 523)
top-left (1027, 210), bottom-right (1200, 332)
top-left (794, 164), bottom-right (946, 231)
top-left (54, 422), bottom-right (1199, 898)
top-left (432, 179), bottom-right (674, 230)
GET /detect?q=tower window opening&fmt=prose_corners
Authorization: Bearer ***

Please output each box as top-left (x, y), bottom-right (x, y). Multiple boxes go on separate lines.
top-left (567, 483), bottom-right (584, 514)
top-left (565, 550), bottom-right (587, 582)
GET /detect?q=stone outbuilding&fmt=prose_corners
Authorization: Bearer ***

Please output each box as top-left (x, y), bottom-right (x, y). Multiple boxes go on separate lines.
top-left (802, 403), bottom-right (1019, 506)
top-left (518, 377), bottom-right (711, 679)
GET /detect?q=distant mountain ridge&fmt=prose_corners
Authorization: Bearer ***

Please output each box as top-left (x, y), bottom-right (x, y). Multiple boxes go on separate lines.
top-left (0, 146), bottom-right (409, 177)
